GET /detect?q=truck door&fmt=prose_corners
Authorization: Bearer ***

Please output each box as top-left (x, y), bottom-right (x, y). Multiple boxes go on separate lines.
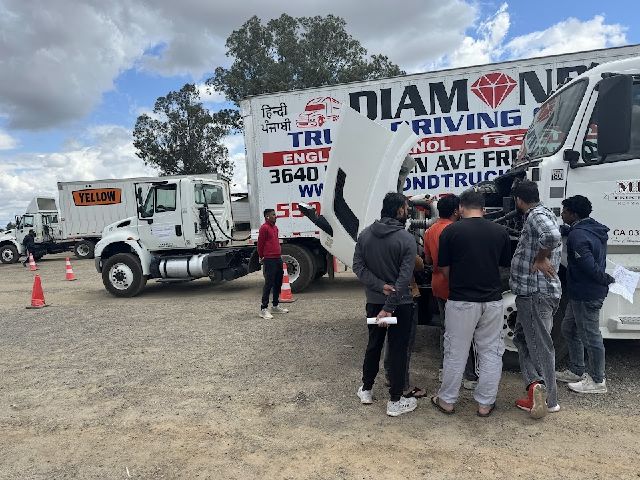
top-left (193, 182), bottom-right (233, 244)
top-left (566, 77), bottom-right (640, 247)
top-left (310, 106), bottom-right (418, 265)
top-left (136, 181), bottom-right (187, 250)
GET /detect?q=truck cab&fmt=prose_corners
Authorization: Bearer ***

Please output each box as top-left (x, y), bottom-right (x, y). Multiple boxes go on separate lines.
top-left (95, 176), bottom-right (256, 297)
top-left (302, 55), bottom-right (640, 364)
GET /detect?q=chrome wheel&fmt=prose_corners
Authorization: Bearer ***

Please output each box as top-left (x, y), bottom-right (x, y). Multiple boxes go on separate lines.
top-left (108, 262), bottom-right (135, 291)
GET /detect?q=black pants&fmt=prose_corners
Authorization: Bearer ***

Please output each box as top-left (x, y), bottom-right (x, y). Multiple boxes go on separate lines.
top-left (362, 303), bottom-right (414, 401)
top-left (261, 257), bottom-right (283, 309)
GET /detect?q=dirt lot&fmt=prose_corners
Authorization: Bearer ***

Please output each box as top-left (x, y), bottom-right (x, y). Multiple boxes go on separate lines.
top-left (1, 254), bottom-right (640, 479)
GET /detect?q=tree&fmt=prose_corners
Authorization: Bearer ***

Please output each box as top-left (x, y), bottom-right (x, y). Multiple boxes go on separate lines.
top-left (5, 221), bottom-right (15, 230)
top-left (208, 14), bottom-right (404, 106)
top-left (133, 83), bottom-right (234, 176)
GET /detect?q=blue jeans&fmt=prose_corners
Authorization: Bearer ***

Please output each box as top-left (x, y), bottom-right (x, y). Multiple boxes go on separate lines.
top-left (561, 299), bottom-right (606, 383)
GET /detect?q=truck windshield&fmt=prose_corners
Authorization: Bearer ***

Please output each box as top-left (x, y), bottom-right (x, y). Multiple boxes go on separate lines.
top-left (516, 79), bottom-right (588, 164)
top-left (194, 184), bottom-right (224, 205)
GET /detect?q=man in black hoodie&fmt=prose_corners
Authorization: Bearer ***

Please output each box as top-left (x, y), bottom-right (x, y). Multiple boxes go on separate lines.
top-left (353, 192), bottom-right (418, 417)
top-left (556, 195), bottom-right (614, 394)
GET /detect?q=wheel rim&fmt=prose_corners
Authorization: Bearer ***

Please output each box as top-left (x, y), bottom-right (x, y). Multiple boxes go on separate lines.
top-left (76, 244), bottom-right (90, 257)
top-left (281, 254), bottom-right (300, 284)
top-left (1, 248), bottom-right (15, 262)
top-left (108, 262), bottom-right (134, 290)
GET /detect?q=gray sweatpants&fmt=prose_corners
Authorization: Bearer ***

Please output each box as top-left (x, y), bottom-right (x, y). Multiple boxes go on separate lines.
top-left (438, 300), bottom-right (504, 407)
top-left (513, 293), bottom-right (560, 407)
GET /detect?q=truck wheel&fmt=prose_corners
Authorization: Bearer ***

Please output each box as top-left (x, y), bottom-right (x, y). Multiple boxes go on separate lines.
top-left (74, 240), bottom-right (95, 259)
top-left (0, 244), bottom-right (18, 264)
top-left (281, 244), bottom-right (315, 293)
top-left (102, 253), bottom-right (147, 297)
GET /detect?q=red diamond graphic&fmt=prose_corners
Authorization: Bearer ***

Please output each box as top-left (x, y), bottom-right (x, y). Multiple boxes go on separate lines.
top-left (471, 72), bottom-right (517, 109)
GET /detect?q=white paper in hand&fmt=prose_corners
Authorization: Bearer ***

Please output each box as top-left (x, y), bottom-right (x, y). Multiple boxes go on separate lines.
top-left (367, 317), bottom-right (398, 325)
top-left (608, 265), bottom-right (640, 304)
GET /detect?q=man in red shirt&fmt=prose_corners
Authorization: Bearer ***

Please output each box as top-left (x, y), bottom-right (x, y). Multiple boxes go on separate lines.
top-left (424, 195), bottom-right (477, 389)
top-left (257, 208), bottom-right (289, 319)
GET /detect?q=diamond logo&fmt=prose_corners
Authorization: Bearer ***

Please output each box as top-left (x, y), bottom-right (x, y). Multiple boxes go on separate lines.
top-left (471, 72), bottom-right (517, 109)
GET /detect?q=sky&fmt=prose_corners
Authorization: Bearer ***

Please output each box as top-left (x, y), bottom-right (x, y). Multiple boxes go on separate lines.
top-left (0, 0), bottom-right (638, 227)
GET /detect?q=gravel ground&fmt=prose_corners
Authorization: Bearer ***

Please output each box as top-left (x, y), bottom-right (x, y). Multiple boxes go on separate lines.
top-left (1, 254), bottom-right (640, 479)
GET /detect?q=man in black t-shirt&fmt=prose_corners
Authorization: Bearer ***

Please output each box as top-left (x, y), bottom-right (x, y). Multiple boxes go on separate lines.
top-left (432, 190), bottom-right (511, 417)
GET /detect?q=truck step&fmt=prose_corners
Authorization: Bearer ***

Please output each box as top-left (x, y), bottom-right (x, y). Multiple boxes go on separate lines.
top-left (155, 278), bottom-right (196, 283)
top-left (607, 316), bottom-right (640, 332)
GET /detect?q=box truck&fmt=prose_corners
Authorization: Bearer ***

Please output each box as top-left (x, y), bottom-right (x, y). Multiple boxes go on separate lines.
top-left (0, 174), bottom-right (233, 264)
top-left (240, 44), bottom-right (640, 293)
top-left (299, 54), bottom-right (640, 366)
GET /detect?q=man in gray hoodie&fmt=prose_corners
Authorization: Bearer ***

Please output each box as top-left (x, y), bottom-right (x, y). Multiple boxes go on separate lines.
top-left (353, 192), bottom-right (418, 417)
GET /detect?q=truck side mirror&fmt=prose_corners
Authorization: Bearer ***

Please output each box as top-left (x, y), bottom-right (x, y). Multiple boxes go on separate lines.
top-left (564, 149), bottom-right (580, 169)
top-left (136, 187), bottom-right (143, 206)
top-left (596, 74), bottom-right (632, 157)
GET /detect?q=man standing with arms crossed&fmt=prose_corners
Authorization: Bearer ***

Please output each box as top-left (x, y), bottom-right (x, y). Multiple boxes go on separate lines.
top-left (432, 190), bottom-right (511, 417)
top-left (353, 192), bottom-right (418, 417)
top-left (257, 208), bottom-right (289, 320)
top-left (510, 180), bottom-right (563, 419)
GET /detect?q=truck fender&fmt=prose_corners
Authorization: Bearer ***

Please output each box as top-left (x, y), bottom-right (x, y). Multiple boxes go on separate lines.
top-left (0, 236), bottom-right (23, 254)
top-left (95, 233), bottom-right (152, 276)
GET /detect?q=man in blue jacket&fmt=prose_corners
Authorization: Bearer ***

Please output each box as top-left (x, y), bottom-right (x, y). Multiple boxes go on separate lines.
top-left (556, 195), bottom-right (615, 394)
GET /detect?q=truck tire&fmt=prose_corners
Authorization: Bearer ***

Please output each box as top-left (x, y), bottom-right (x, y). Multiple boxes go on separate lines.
top-left (74, 240), bottom-right (95, 259)
top-left (281, 244), bottom-right (315, 293)
top-left (102, 253), bottom-right (147, 297)
top-left (0, 244), bottom-right (19, 264)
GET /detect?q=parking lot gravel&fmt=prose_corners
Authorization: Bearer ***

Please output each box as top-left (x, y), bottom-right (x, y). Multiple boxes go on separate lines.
top-left (1, 254), bottom-right (640, 479)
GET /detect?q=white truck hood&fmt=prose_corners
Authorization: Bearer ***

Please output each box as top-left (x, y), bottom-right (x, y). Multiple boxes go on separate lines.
top-left (301, 106), bottom-right (418, 267)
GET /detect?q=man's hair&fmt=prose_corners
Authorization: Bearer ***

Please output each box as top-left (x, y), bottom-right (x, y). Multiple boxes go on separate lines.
top-left (562, 195), bottom-right (592, 219)
top-left (437, 195), bottom-right (460, 218)
top-left (263, 208), bottom-right (275, 217)
top-left (380, 192), bottom-right (407, 218)
top-left (459, 189), bottom-right (485, 209)
top-left (511, 179), bottom-right (540, 203)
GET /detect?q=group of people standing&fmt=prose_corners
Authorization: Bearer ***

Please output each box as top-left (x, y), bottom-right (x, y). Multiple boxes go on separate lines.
top-left (354, 180), bottom-right (614, 418)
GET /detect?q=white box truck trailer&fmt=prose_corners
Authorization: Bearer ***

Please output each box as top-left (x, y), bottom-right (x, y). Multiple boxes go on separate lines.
top-left (299, 54), bottom-right (640, 367)
top-left (241, 44), bottom-right (640, 293)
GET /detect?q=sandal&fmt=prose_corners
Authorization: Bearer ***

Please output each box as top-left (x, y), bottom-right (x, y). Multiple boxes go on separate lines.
top-left (477, 403), bottom-right (496, 417)
top-left (404, 387), bottom-right (427, 398)
top-left (430, 396), bottom-right (455, 415)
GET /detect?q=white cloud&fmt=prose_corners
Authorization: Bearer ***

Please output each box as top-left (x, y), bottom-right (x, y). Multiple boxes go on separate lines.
top-left (0, 129), bottom-right (18, 150)
top-left (0, 125), bottom-right (157, 226)
top-left (196, 84), bottom-right (227, 104)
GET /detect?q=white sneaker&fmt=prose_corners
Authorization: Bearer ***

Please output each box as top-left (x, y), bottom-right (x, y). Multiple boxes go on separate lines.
top-left (271, 305), bottom-right (289, 314)
top-left (357, 386), bottom-right (373, 404)
top-left (462, 379), bottom-right (478, 390)
top-left (260, 308), bottom-right (273, 319)
top-left (556, 369), bottom-right (584, 383)
top-left (568, 374), bottom-right (607, 394)
top-left (548, 404), bottom-right (561, 413)
top-left (386, 396), bottom-right (417, 417)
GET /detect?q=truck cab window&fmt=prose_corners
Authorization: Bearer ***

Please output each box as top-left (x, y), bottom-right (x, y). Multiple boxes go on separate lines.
top-left (141, 189), bottom-right (155, 218)
top-left (22, 215), bottom-right (34, 228)
top-left (195, 184), bottom-right (224, 205)
top-left (155, 185), bottom-right (177, 213)
top-left (582, 81), bottom-right (640, 164)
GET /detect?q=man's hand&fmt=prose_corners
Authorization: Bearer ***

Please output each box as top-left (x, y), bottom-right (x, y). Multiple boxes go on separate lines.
top-left (376, 309), bottom-right (393, 327)
top-left (531, 257), bottom-right (557, 278)
top-left (383, 284), bottom-right (396, 296)
top-left (259, 257), bottom-right (264, 264)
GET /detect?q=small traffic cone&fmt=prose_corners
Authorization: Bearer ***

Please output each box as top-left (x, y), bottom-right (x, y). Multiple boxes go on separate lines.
top-left (26, 274), bottom-right (48, 309)
top-left (279, 262), bottom-right (296, 303)
top-left (65, 258), bottom-right (76, 281)
top-left (28, 253), bottom-right (38, 271)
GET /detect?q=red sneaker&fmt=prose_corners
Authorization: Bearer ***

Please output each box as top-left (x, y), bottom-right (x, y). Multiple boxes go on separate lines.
top-left (516, 381), bottom-right (547, 419)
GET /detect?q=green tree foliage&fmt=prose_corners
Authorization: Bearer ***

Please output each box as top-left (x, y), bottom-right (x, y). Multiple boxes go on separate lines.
top-left (5, 221), bottom-right (15, 230)
top-left (208, 14), bottom-right (404, 105)
top-left (133, 83), bottom-right (234, 176)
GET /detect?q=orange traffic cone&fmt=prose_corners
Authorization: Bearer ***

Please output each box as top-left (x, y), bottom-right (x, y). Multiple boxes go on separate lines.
top-left (279, 262), bottom-right (296, 303)
top-left (26, 274), bottom-right (48, 309)
top-left (28, 253), bottom-right (38, 271)
top-left (65, 258), bottom-right (76, 281)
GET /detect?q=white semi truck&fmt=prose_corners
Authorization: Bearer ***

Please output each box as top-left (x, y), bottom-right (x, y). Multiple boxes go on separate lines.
top-left (94, 175), bottom-right (258, 297)
top-left (241, 45), bottom-right (640, 293)
top-left (299, 55), bottom-right (640, 365)
top-left (0, 175), bottom-right (232, 264)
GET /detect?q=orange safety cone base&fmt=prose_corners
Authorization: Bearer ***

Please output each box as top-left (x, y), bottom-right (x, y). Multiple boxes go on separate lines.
top-left (279, 296), bottom-right (296, 303)
top-left (26, 303), bottom-right (49, 310)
